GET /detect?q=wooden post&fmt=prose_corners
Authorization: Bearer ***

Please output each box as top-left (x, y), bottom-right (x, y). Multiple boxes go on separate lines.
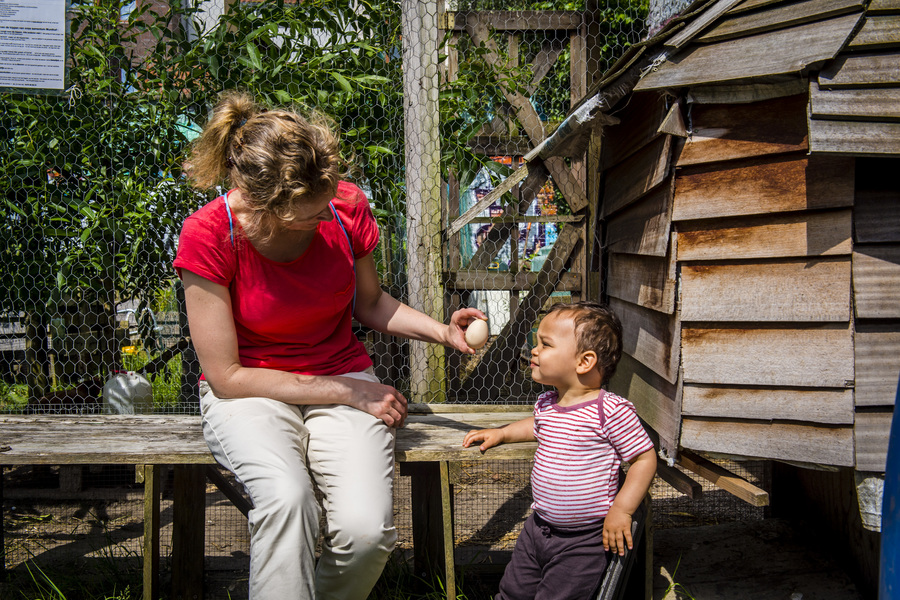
top-left (142, 464), bottom-right (160, 600)
top-left (172, 464), bottom-right (206, 600)
top-left (177, 281), bottom-right (201, 411)
top-left (402, 0), bottom-right (446, 403)
top-left (1, 466), bottom-right (5, 575)
top-left (404, 461), bottom-right (456, 600)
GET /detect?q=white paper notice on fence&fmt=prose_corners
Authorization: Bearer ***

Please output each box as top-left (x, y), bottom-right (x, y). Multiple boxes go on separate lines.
top-left (0, 0), bottom-right (66, 91)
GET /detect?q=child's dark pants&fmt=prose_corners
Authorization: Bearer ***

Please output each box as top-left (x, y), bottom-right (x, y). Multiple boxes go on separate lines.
top-left (496, 512), bottom-right (608, 600)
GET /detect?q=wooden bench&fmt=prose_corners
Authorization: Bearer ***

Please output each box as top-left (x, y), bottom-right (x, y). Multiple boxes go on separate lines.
top-left (0, 404), bottom-right (540, 600)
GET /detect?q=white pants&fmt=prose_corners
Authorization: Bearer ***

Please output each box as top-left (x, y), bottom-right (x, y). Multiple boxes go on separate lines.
top-left (199, 370), bottom-right (397, 600)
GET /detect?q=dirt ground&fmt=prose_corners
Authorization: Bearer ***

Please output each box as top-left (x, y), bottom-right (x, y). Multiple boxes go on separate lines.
top-left (0, 462), bottom-right (870, 599)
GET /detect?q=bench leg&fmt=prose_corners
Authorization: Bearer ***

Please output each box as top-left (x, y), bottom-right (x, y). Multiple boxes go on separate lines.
top-left (142, 465), bottom-right (160, 600)
top-left (173, 464), bottom-right (206, 600)
top-left (405, 461), bottom-right (456, 600)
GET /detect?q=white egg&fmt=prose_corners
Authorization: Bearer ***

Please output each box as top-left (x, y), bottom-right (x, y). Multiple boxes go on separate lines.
top-left (465, 318), bottom-right (489, 349)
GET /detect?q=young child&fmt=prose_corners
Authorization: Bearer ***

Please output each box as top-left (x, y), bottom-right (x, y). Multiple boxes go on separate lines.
top-left (462, 301), bottom-right (657, 600)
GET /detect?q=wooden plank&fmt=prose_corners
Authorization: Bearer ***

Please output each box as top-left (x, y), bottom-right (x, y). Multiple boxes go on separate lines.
top-left (635, 13), bottom-right (864, 91)
top-left (676, 209), bottom-right (852, 260)
top-left (610, 297), bottom-right (680, 383)
top-left (809, 118), bottom-right (900, 155)
top-left (675, 95), bottom-right (809, 166)
top-left (685, 77), bottom-right (808, 104)
top-left (666, 0), bottom-right (748, 48)
top-left (853, 245), bottom-right (900, 318)
top-left (606, 179), bottom-right (674, 257)
top-left (602, 135), bottom-right (672, 218)
top-left (608, 353), bottom-right (681, 454)
top-left (681, 383), bottom-right (854, 424)
top-left (818, 50), bottom-right (900, 88)
top-left (855, 188), bottom-right (900, 243)
top-left (673, 154), bottom-right (854, 220)
top-left (698, 0), bottom-right (864, 43)
top-left (443, 10), bottom-right (583, 31)
top-left (607, 251), bottom-right (677, 314)
top-left (406, 461), bottom-right (456, 600)
top-left (855, 323), bottom-right (900, 407)
top-left (810, 79), bottom-right (900, 121)
top-left (656, 459), bottom-right (704, 499)
top-left (678, 449), bottom-right (770, 506)
top-left (681, 417), bottom-right (855, 466)
top-left (855, 409), bottom-right (893, 471)
top-left (600, 91), bottom-right (669, 170)
top-left (172, 465), bottom-right (206, 600)
top-left (679, 257), bottom-right (852, 322)
top-left (449, 162), bottom-right (531, 237)
top-left (848, 15), bottom-right (900, 48)
top-left (142, 465), bottom-right (160, 600)
top-left (681, 324), bottom-right (855, 387)
top-left (728, 0), bottom-right (792, 15)
top-left (868, 0), bottom-right (900, 13)
top-left (447, 271), bottom-right (582, 291)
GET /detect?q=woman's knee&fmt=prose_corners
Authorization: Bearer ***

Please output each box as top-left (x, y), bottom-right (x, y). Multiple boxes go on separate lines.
top-left (329, 515), bottom-right (397, 559)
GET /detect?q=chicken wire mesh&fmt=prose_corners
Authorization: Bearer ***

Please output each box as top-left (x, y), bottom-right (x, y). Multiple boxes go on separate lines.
top-left (0, 0), bottom-right (769, 596)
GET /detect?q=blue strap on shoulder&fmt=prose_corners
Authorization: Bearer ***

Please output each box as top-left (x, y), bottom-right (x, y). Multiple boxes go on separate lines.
top-left (330, 202), bottom-right (356, 315)
top-left (223, 192), bottom-right (235, 246)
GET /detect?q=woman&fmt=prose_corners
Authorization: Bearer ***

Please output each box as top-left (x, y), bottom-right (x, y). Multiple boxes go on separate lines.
top-left (173, 91), bottom-right (483, 600)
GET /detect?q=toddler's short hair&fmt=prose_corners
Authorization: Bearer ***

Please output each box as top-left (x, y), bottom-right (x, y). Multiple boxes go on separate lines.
top-left (545, 301), bottom-right (623, 386)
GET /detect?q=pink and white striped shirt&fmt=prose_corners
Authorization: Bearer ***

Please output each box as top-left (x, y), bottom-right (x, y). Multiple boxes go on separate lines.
top-left (530, 390), bottom-right (654, 527)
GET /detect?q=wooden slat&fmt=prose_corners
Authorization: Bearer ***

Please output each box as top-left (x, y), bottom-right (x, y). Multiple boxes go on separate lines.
top-left (675, 95), bottom-right (809, 166)
top-left (868, 0), bottom-right (900, 13)
top-left (684, 77), bottom-right (808, 104)
top-left (679, 257), bottom-right (852, 322)
top-left (656, 459), bottom-right (704, 498)
top-left (676, 209), bottom-right (852, 260)
top-left (447, 271), bottom-right (582, 291)
top-left (610, 297), bottom-right (680, 383)
top-left (809, 118), bottom-right (900, 155)
top-left (606, 179), bottom-right (674, 257)
top-left (142, 465), bottom-right (160, 600)
top-left (681, 324), bottom-right (854, 387)
top-left (855, 189), bottom-right (900, 243)
top-left (809, 79), bottom-right (900, 120)
top-left (681, 383), bottom-right (854, 424)
top-left (608, 352), bottom-right (681, 454)
top-left (848, 15), bottom-right (900, 48)
top-left (635, 13), bottom-right (863, 91)
top-left (600, 91), bottom-right (669, 170)
top-left (607, 251), bottom-right (677, 314)
top-left (818, 50), bottom-right (900, 88)
top-left (678, 450), bottom-right (770, 506)
top-left (443, 10), bottom-right (583, 31)
top-left (728, 0), bottom-right (791, 15)
top-left (855, 323), bottom-right (900, 407)
top-left (681, 417), bottom-right (855, 466)
top-left (602, 134), bottom-right (672, 217)
top-left (666, 0), bottom-right (748, 48)
top-left (855, 409), bottom-right (894, 471)
top-left (396, 412), bottom-right (537, 461)
top-left (698, 0), bottom-right (864, 43)
top-left (853, 245), bottom-right (900, 318)
top-left (674, 154), bottom-right (854, 220)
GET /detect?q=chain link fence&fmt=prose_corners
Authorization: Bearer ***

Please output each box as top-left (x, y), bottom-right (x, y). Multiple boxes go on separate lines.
top-left (0, 1), bottom-right (771, 597)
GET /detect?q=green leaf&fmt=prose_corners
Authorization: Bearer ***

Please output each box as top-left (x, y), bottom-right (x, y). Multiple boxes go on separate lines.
top-left (329, 71), bottom-right (353, 94)
top-left (246, 42), bottom-right (262, 70)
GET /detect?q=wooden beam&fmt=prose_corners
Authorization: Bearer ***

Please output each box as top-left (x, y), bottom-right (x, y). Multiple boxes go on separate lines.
top-left (679, 257), bottom-right (852, 322)
top-left (809, 118), bottom-right (900, 155)
top-left (677, 450), bottom-right (770, 506)
top-left (172, 465), bottom-right (206, 600)
top-left (656, 459), bottom-right (704, 499)
top-left (697, 0), bottom-right (864, 43)
top-left (142, 465), bottom-right (160, 600)
top-left (441, 10), bottom-right (583, 32)
top-left (676, 209), bottom-right (852, 260)
top-left (448, 162), bottom-right (531, 237)
top-left (673, 153), bottom-right (854, 220)
top-left (635, 12), bottom-right (864, 91)
top-left (675, 95), bottom-right (809, 167)
top-left (446, 271), bottom-right (581, 291)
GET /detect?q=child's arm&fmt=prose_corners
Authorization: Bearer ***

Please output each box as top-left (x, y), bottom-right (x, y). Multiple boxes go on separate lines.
top-left (603, 448), bottom-right (657, 556)
top-left (462, 417), bottom-right (536, 452)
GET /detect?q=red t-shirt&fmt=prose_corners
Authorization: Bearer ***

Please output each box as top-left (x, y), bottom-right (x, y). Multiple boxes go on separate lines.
top-left (173, 181), bottom-right (379, 376)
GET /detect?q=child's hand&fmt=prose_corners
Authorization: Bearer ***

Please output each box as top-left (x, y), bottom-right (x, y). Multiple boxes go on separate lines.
top-left (462, 428), bottom-right (505, 452)
top-left (602, 506), bottom-right (634, 556)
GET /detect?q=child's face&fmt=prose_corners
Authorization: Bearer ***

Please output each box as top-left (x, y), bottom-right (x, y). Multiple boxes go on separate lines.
top-left (529, 312), bottom-right (581, 388)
